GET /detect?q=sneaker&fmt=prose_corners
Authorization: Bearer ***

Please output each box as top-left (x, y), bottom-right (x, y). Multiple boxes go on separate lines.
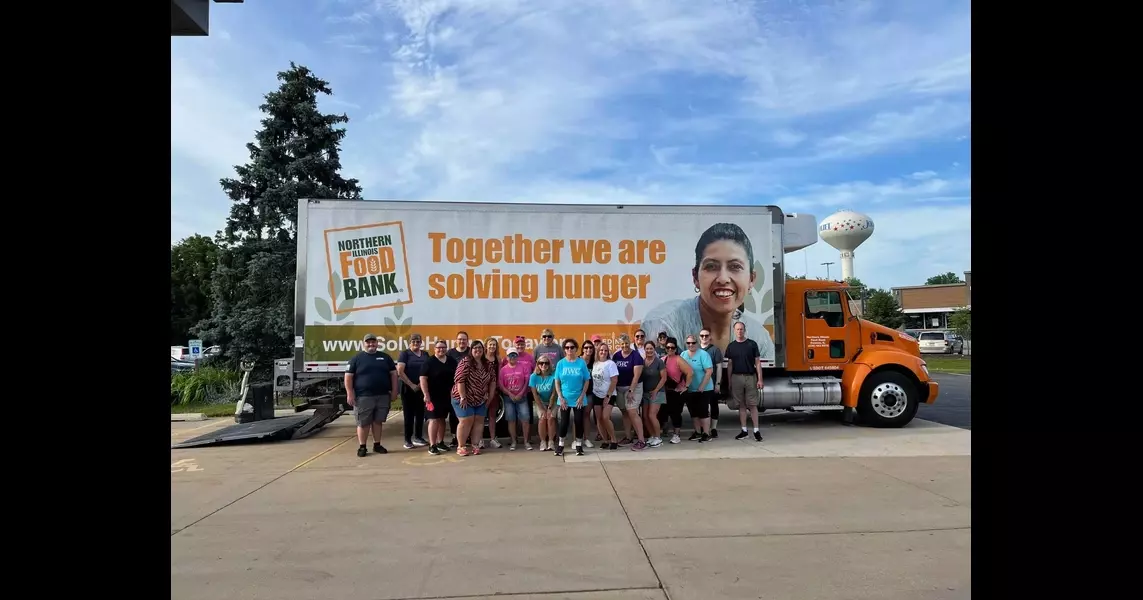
top-left (618, 438), bottom-right (632, 446)
top-left (699, 433), bottom-right (710, 443)
top-left (525, 442), bottom-right (533, 451)
top-left (735, 430), bottom-right (749, 440)
top-left (403, 441), bottom-right (415, 449)
top-left (357, 446), bottom-right (367, 457)
top-left (648, 437), bottom-right (662, 447)
top-left (428, 445), bottom-right (442, 455)
top-left (609, 442), bottom-right (618, 450)
top-left (632, 440), bottom-right (646, 451)
top-left (688, 432), bottom-right (700, 441)
top-left (595, 434), bottom-right (603, 441)
top-left (670, 433), bottom-right (681, 444)
top-left (711, 428), bottom-right (719, 439)
top-left (754, 431), bottom-right (763, 442)
top-left (510, 443), bottom-right (517, 451)
top-left (575, 446), bottom-right (585, 456)
top-left (584, 439), bottom-right (594, 448)
top-left (373, 443), bottom-right (388, 454)
top-left (449, 437), bottom-right (458, 448)
top-left (488, 439), bottom-right (502, 449)
top-left (555, 445), bottom-right (564, 456)
top-left (434, 442), bottom-right (449, 452)
top-left (412, 437), bottom-right (429, 447)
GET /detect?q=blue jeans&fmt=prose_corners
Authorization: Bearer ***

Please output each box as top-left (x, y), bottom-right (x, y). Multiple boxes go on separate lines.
top-left (503, 395), bottom-right (531, 422)
top-left (452, 398), bottom-right (488, 419)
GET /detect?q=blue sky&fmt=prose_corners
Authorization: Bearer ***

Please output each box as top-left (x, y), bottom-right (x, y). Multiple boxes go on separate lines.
top-left (171, 0), bottom-right (971, 291)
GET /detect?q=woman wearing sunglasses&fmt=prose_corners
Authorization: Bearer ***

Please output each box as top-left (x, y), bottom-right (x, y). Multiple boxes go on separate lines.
top-left (661, 337), bottom-right (694, 444)
top-left (529, 356), bottom-right (558, 451)
top-left (450, 340), bottom-right (497, 456)
top-left (552, 338), bottom-right (591, 456)
top-left (579, 339), bottom-right (597, 448)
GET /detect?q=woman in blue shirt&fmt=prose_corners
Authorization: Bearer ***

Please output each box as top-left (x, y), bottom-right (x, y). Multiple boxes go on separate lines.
top-left (681, 334), bottom-right (715, 442)
top-left (529, 356), bottom-right (559, 452)
top-left (553, 338), bottom-right (591, 456)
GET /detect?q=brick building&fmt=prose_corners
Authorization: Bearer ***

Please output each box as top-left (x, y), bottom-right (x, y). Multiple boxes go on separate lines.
top-left (891, 271), bottom-right (971, 331)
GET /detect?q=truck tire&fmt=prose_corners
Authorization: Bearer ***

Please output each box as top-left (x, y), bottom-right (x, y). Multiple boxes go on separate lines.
top-left (856, 371), bottom-right (919, 428)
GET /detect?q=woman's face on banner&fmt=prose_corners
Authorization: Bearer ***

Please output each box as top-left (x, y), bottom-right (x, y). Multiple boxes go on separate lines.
top-left (694, 239), bottom-right (755, 313)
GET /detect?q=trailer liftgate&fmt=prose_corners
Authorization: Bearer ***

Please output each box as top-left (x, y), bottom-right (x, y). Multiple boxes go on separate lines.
top-left (170, 395), bottom-right (346, 449)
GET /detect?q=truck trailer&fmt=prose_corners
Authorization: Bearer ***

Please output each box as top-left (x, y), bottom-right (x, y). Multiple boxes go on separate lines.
top-left (282, 199), bottom-right (938, 429)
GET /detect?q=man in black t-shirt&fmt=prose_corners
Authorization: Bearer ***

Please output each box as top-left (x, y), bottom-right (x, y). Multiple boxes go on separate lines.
top-left (724, 321), bottom-right (765, 442)
top-left (345, 333), bottom-right (399, 457)
top-left (443, 330), bottom-right (471, 447)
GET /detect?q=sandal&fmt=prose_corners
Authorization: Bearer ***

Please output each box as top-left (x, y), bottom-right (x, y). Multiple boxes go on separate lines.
top-left (472, 446), bottom-right (482, 455)
top-left (457, 447), bottom-right (470, 456)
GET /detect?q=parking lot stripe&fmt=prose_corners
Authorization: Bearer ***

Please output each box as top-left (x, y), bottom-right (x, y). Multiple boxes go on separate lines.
top-left (292, 436), bottom-right (355, 471)
top-left (171, 435), bottom-right (355, 537)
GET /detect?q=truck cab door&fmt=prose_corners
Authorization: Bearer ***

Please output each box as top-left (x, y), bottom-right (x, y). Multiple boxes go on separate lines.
top-left (802, 289), bottom-right (857, 369)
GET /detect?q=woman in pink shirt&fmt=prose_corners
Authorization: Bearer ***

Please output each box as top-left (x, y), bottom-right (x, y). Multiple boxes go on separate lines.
top-left (499, 349), bottom-right (534, 450)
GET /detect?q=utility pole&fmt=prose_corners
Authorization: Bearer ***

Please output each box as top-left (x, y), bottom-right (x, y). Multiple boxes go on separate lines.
top-left (821, 261), bottom-right (834, 280)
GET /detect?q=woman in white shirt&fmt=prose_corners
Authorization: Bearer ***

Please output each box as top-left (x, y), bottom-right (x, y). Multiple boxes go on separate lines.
top-left (590, 341), bottom-right (620, 450)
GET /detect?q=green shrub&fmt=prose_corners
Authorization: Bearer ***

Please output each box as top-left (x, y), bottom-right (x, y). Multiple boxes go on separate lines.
top-left (171, 367), bottom-right (243, 406)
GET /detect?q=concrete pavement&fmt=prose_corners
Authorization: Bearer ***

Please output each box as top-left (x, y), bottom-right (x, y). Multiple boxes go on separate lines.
top-left (172, 410), bottom-right (970, 600)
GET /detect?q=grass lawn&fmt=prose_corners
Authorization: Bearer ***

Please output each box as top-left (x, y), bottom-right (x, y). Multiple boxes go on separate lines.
top-left (922, 355), bottom-right (971, 374)
top-left (171, 396), bottom-right (404, 418)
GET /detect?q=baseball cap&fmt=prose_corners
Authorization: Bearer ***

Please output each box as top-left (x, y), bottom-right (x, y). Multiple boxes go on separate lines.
top-left (590, 335), bottom-right (603, 343)
top-left (363, 333), bottom-right (378, 342)
top-left (515, 335), bottom-right (526, 343)
top-left (541, 328), bottom-right (554, 337)
top-left (507, 350), bottom-right (519, 357)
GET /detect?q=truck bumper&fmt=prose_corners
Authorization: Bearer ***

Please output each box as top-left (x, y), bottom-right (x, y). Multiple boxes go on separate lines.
top-left (924, 379), bottom-right (940, 404)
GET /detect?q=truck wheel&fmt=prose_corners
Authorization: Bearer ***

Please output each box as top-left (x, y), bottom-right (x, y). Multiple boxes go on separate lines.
top-left (857, 371), bottom-right (919, 428)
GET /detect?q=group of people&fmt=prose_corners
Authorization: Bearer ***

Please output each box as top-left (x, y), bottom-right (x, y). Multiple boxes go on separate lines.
top-left (345, 325), bottom-right (770, 459)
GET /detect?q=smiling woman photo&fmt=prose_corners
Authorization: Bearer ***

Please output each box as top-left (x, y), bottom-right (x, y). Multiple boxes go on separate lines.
top-left (641, 223), bottom-right (776, 359)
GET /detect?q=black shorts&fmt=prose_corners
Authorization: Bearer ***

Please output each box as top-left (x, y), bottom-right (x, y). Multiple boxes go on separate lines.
top-left (685, 390), bottom-right (714, 419)
top-left (424, 397), bottom-right (450, 419)
top-left (592, 394), bottom-right (615, 406)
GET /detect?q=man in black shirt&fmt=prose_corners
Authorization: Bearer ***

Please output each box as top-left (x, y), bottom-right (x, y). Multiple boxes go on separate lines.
top-left (724, 321), bottom-right (764, 441)
top-left (345, 333), bottom-right (400, 457)
top-left (443, 330), bottom-right (471, 447)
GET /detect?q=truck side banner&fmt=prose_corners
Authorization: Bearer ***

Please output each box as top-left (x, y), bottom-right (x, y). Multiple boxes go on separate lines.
top-left (300, 202), bottom-right (776, 361)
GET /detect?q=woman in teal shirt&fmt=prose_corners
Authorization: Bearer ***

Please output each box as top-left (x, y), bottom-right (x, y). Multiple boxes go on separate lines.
top-left (553, 338), bottom-right (591, 456)
top-left (681, 334), bottom-right (715, 443)
top-left (530, 356), bottom-right (559, 452)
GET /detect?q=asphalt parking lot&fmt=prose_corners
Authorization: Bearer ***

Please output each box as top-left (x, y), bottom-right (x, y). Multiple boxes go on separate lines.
top-left (172, 407), bottom-right (971, 600)
top-left (918, 374), bottom-right (971, 430)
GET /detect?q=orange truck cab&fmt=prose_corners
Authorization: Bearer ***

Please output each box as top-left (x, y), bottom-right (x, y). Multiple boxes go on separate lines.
top-left (720, 214), bottom-right (940, 428)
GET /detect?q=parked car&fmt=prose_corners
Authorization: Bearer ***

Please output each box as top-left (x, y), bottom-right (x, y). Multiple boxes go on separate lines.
top-left (171, 356), bottom-right (195, 373)
top-left (918, 331), bottom-right (964, 355)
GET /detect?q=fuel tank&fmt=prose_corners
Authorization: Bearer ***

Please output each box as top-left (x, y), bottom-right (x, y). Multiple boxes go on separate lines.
top-left (724, 374), bottom-right (843, 410)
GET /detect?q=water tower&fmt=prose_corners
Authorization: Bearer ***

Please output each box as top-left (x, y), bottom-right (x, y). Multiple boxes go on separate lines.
top-left (819, 210), bottom-right (874, 280)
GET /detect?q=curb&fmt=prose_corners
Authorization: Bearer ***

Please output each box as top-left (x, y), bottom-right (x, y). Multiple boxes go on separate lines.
top-left (171, 413), bottom-right (206, 422)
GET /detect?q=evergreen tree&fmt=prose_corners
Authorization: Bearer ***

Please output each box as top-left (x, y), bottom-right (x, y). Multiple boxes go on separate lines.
top-left (171, 234), bottom-right (219, 346)
top-left (195, 63), bottom-right (363, 371)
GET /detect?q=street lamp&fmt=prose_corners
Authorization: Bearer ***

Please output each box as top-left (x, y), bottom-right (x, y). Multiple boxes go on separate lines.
top-left (821, 261), bottom-right (834, 280)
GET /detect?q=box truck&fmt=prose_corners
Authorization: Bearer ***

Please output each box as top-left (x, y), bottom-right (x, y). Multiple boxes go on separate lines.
top-left (284, 199), bottom-right (938, 428)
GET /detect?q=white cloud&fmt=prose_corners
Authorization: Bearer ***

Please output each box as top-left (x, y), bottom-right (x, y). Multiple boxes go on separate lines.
top-left (171, 0), bottom-right (971, 286)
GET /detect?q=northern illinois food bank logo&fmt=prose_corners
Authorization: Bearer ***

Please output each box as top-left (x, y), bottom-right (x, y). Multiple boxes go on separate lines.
top-left (323, 221), bottom-right (413, 314)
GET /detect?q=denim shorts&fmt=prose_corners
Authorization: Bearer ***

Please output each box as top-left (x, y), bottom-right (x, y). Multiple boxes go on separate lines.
top-left (503, 396), bottom-right (531, 422)
top-left (451, 398), bottom-right (488, 418)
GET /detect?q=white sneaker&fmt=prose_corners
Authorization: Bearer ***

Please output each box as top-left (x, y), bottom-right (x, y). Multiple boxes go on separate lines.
top-left (648, 437), bottom-right (662, 447)
top-left (670, 433), bottom-right (681, 444)
top-left (488, 439), bottom-right (502, 449)
top-left (584, 439), bottom-right (594, 448)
